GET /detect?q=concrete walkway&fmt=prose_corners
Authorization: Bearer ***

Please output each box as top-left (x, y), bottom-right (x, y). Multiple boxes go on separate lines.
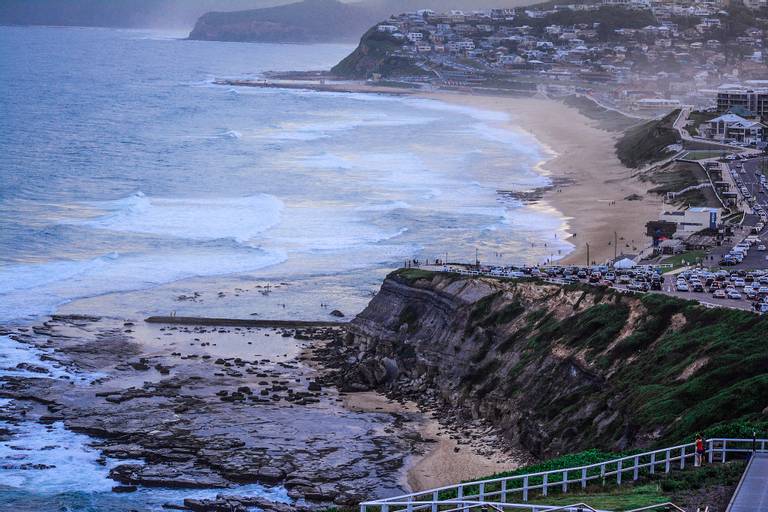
top-left (727, 453), bottom-right (768, 512)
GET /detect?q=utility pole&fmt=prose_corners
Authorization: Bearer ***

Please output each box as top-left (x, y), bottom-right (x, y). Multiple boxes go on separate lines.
top-left (475, 248), bottom-right (479, 268)
top-left (586, 243), bottom-right (590, 267)
top-left (614, 231), bottom-right (618, 261)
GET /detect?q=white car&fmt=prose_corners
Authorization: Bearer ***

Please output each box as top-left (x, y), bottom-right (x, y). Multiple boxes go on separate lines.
top-left (758, 245), bottom-right (767, 251)
top-left (727, 290), bottom-right (743, 300)
top-left (676, 282), bottom-right (689, 292)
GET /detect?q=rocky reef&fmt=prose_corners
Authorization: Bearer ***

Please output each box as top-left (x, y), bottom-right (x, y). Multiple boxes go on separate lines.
top-left (331, 269), bottom-right (768, 458)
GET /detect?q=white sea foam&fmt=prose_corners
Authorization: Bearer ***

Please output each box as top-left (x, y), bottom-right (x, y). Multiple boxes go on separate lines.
top-left (75, 192), bottom-right (283, 243)
top-left (0, 248), bottom-right (287, 322)
top-left (402, 97), bottom-right (510, 122)
top-left (0, 417), bottom-right (287, 503)
top-left (355, 201), bottom-right (411, 212)
top-left (222, 130), bottom-right (242, 140)
top-left (260, 112), bottom-right (435, 142)
top-left (0, 336), bottom-right (73, 379)
top-left (0, 421), bottom-right (128, 493)
top-left (272, 206), bottom-right (409, 252)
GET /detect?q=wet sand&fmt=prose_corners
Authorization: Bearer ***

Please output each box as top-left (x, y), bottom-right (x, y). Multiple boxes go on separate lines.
top-left (344, 392), bottom-right (527, 492)
top-left (421, 93), bottom-right (662, 265)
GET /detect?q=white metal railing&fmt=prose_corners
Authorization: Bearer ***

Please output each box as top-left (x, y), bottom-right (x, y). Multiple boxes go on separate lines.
top-left (360, 438), bottom-right (768, 512)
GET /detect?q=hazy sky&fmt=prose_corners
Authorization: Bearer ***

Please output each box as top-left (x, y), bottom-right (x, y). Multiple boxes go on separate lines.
top-left (0, 0), bottom-right (538, 30)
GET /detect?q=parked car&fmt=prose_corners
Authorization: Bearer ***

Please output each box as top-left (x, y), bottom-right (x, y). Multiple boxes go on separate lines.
top-left (676, 282), bottom-right (689, 292)
top-left (713, 289), bottom-right (727, 299)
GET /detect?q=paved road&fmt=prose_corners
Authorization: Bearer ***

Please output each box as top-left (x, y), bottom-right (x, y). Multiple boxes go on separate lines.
top-left (727, 453), bottom-right (768, 512)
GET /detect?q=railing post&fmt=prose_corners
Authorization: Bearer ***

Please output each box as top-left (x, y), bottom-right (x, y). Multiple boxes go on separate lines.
top-left (542, 473), bottom-right (548, 496)
top-left (479, 482), bottom-right (485, 502)
top-left (722, 440), bottom-right (727, 463)
top-left (432, 491), bottom-right (438, 512)
top-left (762, 440), bottom-right (766, 452)
top-left (650, 452), bottom-right (656, 475)
top-left (360, 504), bottom-right (366, 512)
top-left (600, 463), bottom-right (606, 482)
top-left (680, 446), bottom-right (686, 470)
top-left (562, 470), bottom-right (568, 492)
top-left (633, 456), bottom-right (639, 480)
top-left (523, 476), bottom-right (529, 501)
top-left (708, 440), bottom-right (714, 464)
top-left (382, 504), bottom-right (389, 512)
top-left (407, 496), bottom-right (413, 512)
top-left (617, 460), bottom-right (622, 485)
top-left (501, 479), bottom-right (507, 503)
top-left (665, 449), bottom-right (671, 473)
top-left (581, 467), bottom-right (587, 489)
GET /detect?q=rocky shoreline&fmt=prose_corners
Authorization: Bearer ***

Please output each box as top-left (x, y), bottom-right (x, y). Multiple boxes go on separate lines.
top-left (0, 315), bottom-right (418, 510)
top-left (0, 308), bottom-right (523, 511)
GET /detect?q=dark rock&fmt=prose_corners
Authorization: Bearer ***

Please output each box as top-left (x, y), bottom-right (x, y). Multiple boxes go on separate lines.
top-left (111, 485), bottom-right (137, 493)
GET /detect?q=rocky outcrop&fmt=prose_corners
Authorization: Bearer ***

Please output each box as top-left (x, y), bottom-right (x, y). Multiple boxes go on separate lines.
top-left (333, 270), bottom-right (768, 458)
top-left (331, 27), bottom-right (431, 79)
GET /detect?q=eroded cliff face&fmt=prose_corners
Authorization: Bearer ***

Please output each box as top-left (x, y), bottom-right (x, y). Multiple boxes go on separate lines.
top-left (335, 270), bottom-right (768, 459)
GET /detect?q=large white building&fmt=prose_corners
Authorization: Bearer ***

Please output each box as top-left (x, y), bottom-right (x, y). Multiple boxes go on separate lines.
top-left (708, 113), bottom-right (766, 144)
top-left (660, 207), bottom-right (721, 236)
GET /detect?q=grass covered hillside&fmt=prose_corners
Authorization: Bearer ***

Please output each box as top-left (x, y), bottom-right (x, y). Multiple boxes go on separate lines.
top-left (331, 27), bottom-right (431, 79)
top-left (342, 270), bottom-right (768, 458)
top-left (616, 110), bottom-right (681, 168)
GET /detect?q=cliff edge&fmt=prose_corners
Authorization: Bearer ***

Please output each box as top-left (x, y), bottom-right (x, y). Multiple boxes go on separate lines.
top-left (334, 269), bottom-right (768, 459)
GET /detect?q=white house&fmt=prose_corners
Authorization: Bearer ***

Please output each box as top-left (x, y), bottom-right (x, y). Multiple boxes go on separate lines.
top-left (708, 113), bottom-right (766, 144)
top-left (407, 32), bottom-right (424, 43)
top-left (377, 25), bottom-right (399, 33)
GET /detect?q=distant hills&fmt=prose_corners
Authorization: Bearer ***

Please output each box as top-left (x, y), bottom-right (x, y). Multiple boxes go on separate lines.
top-left (188, 0), bottom-right (373, 43)
top-left (0, 0), bottom-right (285, 29)
top-left (1, 0), bottom-right (537, 43)
top-left (188, 0), bottom-right (536, 44)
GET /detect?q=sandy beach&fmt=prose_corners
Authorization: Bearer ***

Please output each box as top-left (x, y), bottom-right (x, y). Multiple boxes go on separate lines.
top-left (421, 93), bottom-right (661, 265)
top-left (423, 92), bottom-right (662, 265)
top-left (344, 391), bottom-right (527, 492)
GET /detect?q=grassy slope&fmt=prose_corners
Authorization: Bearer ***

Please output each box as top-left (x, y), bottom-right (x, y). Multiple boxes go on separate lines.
top-left (331, 28), bottom-right (429, 79)
top-left (562, 95), bottom-right (640, 132)
top-left (391, 270), bottom-right (768, 446)
top-left (616, 110), bottom-right (681, 168)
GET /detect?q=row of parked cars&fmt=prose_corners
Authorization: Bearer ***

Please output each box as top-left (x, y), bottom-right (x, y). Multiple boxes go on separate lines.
top-left (673, 268), bottom-right (768, 312)
top-left (719, 236), bottom-right (766, 266)
top-left (730, 163), bottom-right (768, 224)
top-left (446, 263), bottom-right (768, 313)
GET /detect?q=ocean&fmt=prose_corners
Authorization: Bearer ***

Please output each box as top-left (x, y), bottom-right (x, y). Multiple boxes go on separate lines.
top-left (0, 26), bottom-right (571, 510)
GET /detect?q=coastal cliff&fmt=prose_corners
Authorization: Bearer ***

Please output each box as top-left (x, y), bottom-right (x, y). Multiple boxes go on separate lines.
top-left (334, 270), bottom-right (768, 459)
top-left (188, 0), bottom-right (375, 43)
top-left (331, 27), bottom-right (431, 79)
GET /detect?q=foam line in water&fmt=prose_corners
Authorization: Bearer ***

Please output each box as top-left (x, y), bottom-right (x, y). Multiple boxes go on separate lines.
top-left (0, 248), bottom-right (287, 322)
top-left (73, 192), bottom-right (283, 243)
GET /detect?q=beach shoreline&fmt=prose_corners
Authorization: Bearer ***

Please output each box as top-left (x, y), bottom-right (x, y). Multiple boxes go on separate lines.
top-left (222, 78), bottom-right (660, 265)
top-left (419, 92), bottom-right (661, 266)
